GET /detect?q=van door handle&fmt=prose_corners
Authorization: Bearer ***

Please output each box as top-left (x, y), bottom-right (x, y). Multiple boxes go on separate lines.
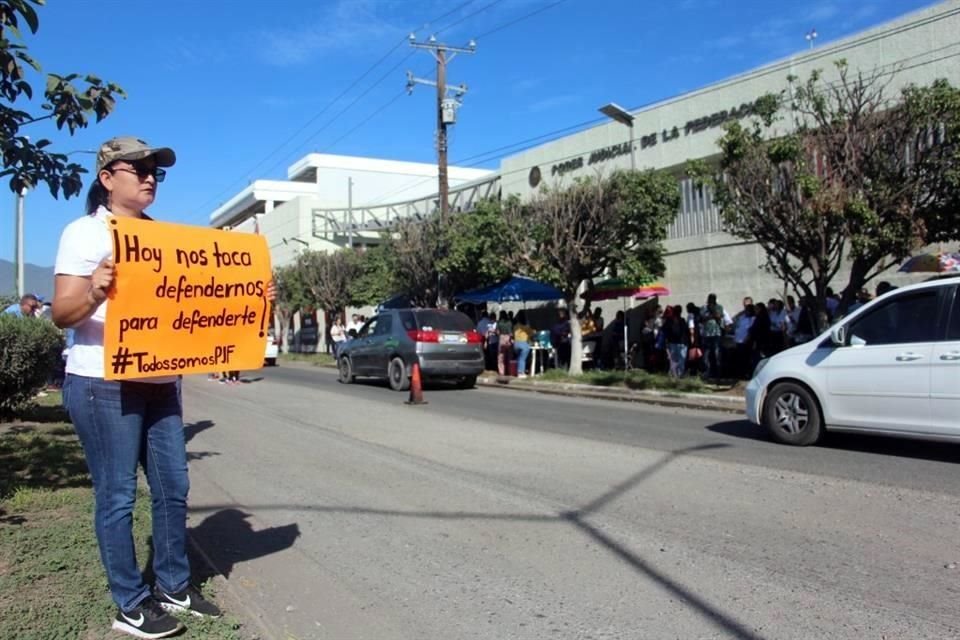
top-left (940, 352), bottom-right (960, 361)
top-left (896, 352), bottom-right (924, 362)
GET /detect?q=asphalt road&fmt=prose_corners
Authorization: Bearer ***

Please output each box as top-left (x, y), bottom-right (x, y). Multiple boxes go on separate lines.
top-left (181, 363), bottom-right (960, 640)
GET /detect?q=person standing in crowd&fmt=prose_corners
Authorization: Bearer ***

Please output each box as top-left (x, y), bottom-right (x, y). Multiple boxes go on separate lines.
top-left (700, 293), bottom-right (726, 379)
top-left (330, 314), bottom-right (346, 357)
top-left (4, 293), bottom-right (41, 316)
top-left (592, 307), bottom-right (605, 332)
top-left (847, 288), bottom-right (872, 314)
top-left (52, 136), bottom-right (275, 639)
top-left (663, 305), bottom-right (688, 378)
top-left (476, 311), bottom-right (494, 371)
top-left (551, 308), bottom-right (572, 369)
top-left (496, 310), bottom-right (513, 375)
top-left (766, 298), bottom-right (786, 354)
top-left (733, 301), bottom-right (756, 378)
top-left (484, 312), bottom-right (499, 371)
top-left (685, 302), bottom-right (703, 376)
top-left (512, 311), bottom-right (535, 378)
top-left (347, 313), bottom-right (362, 335)
top-left (750, 302), bottom-right (772, 373)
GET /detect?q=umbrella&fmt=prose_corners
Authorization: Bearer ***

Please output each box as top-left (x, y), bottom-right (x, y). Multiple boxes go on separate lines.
top-left (581, 278), bottom-right (670, 369)
top-left (633, 283), bottom-right (671, 299)
top-left (455, 275), bottom-right (565, 305)
top-left (898, 252), bottom-right (960, 274)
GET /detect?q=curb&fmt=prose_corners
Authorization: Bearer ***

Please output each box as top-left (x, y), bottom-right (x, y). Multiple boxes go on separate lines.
top-left (476, 376), bottom-right (745, 413)
top-left (277, 358), bottom-right (745, 414)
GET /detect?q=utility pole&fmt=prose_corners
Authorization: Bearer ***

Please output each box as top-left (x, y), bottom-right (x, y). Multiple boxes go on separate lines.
top-left (14, 188), bottom-right (24, 298)
top-left (347, 176), bottom-right (354, 249)
top-left (407, 34), bottom-right (475, 223)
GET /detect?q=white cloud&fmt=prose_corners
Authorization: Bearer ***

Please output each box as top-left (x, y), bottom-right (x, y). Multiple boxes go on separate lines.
top-left (257, 0), bottom-right (404, 66)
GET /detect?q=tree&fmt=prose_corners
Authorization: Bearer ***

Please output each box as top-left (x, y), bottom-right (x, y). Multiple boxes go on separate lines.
top-left (0, 0), bottom-right (125, 197)
top-left (272, 263), bottom-right (308, 352)
top-left (701, 62), bottom-right (960, 320)
top-left (296, 249), bottom-right (361, 326)
top-left (382, 216), bottom-right (444, 308)
top-left (350, 244), bottom-right (395, 308)
top-left (503, 170), bottom-right (679, 375)
top-left (436, 198), bottom-right (513, 297)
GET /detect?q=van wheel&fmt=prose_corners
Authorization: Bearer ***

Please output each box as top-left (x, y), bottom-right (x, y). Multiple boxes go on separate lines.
top-left (457, 375), bottom-right (477, 389)
top-left (764, 382), bottom-right (822, 446)
top-left (388, 357), bottom-right (410, 392)
top-left (338, 357), bottom-right (355, 384)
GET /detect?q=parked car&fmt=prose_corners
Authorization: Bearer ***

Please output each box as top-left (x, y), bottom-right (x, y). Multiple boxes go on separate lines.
top-left (336, 308), bottom-right (484, 390)
top-left (746, 277), bottom-right (960, 445)
top-left (264, 331), bottom-right (279, 366)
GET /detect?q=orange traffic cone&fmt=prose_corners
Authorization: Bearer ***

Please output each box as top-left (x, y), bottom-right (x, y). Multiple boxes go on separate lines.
top-left (405, 362), bottom-right (428, 405)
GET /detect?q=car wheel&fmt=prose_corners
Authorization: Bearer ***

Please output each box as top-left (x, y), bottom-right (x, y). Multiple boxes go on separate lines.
top-left (457, 375), bottom-right (477, 389)
top-left (388, 357), bottom-right (410, 392)
top-left (763, 382), bottom-right (822, 446)
top-left (338, 357), bottom-right (355, 384)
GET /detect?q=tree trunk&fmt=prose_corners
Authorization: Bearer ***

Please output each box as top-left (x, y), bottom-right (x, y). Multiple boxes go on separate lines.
top-left (567, 298), bottom-right (583, 376)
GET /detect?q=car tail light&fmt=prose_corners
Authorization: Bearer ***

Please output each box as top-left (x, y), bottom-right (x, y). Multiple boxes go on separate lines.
top-left (407, 329), bottom-right (440, 343)
top-left (466, 330), bottom-right (483, 344)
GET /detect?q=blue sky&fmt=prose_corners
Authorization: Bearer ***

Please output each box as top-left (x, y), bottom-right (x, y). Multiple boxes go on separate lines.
top-left (0, 0), bottom-right (938, 267)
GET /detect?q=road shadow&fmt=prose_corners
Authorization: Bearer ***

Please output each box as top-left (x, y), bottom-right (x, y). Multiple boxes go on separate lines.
top-left (190, 443), bottom-right (765, 639)
top-left (184, 420), bottom-right (216, 444)
top-left (240, 377), bottom-right (265, 384)
top-left (707, 419), bottom-right (960, 464)
top-left (820, 432), bottom-right (960, 464)
top-left (706, 420), bottom-right (770, 442)
top-left (187, 508), bottom-right (300, 579)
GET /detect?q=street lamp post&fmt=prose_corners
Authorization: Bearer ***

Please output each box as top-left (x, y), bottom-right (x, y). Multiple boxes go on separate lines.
top-left (13, 188), bottom-right (24, 297)
top-left (599, 102), bottom-right (636, 171)
top-left (11, 148), bottom-right (95, 297)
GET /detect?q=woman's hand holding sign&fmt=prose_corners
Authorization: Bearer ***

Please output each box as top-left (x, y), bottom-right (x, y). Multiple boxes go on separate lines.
top-left (88, 257), bottom-right (115, 305)
top-left (265, 280), bottom-right (276, 303)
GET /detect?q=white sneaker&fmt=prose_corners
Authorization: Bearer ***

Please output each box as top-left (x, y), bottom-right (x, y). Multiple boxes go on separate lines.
top-left (518, 373), bottom-right (529, 379)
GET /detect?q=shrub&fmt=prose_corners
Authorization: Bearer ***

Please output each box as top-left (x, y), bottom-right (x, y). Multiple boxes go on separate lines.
top-left (0, 315), bottom-right (64, 417)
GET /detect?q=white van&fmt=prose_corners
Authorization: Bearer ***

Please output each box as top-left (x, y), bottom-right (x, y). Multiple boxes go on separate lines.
top-left (745, 277), bottom-right (960, 445)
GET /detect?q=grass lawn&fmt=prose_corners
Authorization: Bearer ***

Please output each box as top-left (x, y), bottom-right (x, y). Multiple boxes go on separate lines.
top-left (0, 392), bottom-right (249, 639)
top-left (535, 368), bottom-right (713, 393)
top-left (278, 351), bottom-right (335, 367)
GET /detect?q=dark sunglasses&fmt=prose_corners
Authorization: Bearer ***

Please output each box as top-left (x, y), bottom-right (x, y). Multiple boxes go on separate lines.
top-left (109, 163), bottom-right (166, 183)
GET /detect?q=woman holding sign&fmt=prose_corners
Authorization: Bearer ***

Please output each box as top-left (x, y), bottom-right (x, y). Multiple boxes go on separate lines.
top-left (52, 137), bottom-right (273, 639)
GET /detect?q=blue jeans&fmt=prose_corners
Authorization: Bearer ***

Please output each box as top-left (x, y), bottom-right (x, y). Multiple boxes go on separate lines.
top-left (667, 343), bottom-right (687, 377)
top-left (702, 336), bottom-right (722, 378)
top-left (63, 374), bottom-right (191, 612)
top-left (514, 340), bottom-right (531, 375)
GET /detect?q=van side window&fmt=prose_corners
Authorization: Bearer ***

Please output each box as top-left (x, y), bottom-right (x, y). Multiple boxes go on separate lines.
top-left (948, 288), bottom-right (960, 340)
top-left (848, 290), bottom-right (939, 346)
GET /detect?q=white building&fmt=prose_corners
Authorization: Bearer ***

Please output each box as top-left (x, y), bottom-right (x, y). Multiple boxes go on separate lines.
top-left (209, 153), bottom-right (493, 268)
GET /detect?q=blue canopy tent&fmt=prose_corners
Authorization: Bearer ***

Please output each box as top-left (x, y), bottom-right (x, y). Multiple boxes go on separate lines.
top-left (455, 275), bottom-right (565, 305)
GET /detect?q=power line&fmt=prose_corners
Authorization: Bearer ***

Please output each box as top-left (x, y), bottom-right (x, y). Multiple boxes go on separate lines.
top-left (193, 0), bottom-right (480, 218)
top-left (474, 0), bottom-right (570, 40)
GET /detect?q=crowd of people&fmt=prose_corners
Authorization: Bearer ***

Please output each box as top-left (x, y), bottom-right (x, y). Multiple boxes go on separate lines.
top-left (644, 281), bottom-right (895, 381)
top-left (466, 280), bottom-right (897, 381)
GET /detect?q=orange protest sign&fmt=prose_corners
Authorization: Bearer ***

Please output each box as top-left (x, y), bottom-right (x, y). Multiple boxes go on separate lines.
top-left (103, 216), bottom-right (273, 380)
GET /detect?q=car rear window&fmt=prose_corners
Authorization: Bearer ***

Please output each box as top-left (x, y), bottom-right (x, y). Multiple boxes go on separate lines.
top-left (413, 310), bottom-right (474, 332)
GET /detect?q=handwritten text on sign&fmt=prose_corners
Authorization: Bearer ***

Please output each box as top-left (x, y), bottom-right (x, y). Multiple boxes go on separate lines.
top-left (104, 216), bottom-right (272, 380)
